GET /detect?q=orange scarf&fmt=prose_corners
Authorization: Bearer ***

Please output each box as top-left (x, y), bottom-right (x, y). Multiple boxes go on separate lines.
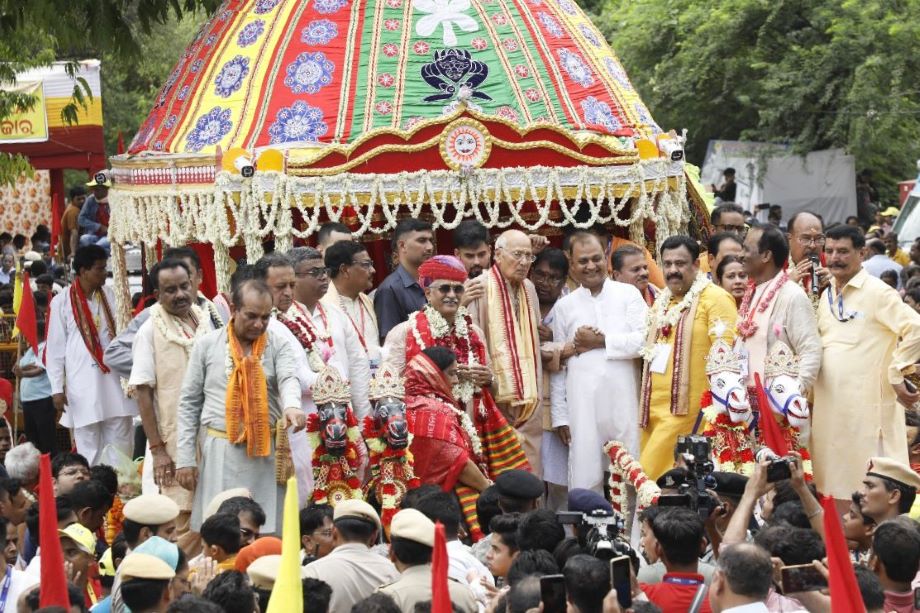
top-left (224, 323), bottom-right (271, 457)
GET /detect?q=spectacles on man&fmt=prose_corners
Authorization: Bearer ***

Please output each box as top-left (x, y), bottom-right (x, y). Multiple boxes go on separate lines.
top-left (504, 250), bottom-right (536, 263)
top-left (795, 234), bottom-right (826, 247)
top-left (312, 528), bottom-right (333, 538)
top-left (432, 283), bottom-right (465, 295)
top-left (296, 267), bottom-right (330, 279)
top-left (350, 260), bottom-right (375, 270)
top-left (715, 224), bottom-right (747, 235)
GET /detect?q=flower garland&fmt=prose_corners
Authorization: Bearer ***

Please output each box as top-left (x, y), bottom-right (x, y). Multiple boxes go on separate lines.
top-left (104, 495), bottom-right (125, 545)
top-left (603, 441), bottom-right (660, 517)
top-left (362, 416), bottom-right (420, 531)
top-left (150, 303), bottom-right (210, 354)
top-left (277, 305), bottom-right (332, 372)
top-left (736, 272), bottom-right (788, 339)
top-left (700, 399), bottom-right (756, 476)
top-left (409, 306), bottom-right (480, 404)
top-left (306, 410), bottom-right (363, 505)
top-left (640, 273), bottom-right (710, 360)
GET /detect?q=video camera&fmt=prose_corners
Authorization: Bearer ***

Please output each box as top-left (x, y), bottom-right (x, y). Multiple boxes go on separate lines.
top-left (556, 509), bottom-right (633, 561)
top-left (657, 435), bottom-right (719, 520)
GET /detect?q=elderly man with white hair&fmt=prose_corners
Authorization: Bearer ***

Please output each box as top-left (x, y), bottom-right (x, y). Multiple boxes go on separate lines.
top-left (466, 229), bottom-right (544, 475)
top-left (5, 443), bottom-right (40, 501)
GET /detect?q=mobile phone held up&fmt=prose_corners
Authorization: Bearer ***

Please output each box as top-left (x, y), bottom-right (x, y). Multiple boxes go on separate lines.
top-left (766, 458), bottom-right (792, 483)
top-left (609, 555), bottom-right (632, 609)
top-left (780, 564), bottom-right (828, 594)
top-left (540, 574), bottom-right (567, 613)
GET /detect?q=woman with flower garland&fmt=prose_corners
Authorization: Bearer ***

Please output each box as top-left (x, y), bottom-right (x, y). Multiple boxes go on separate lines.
top-left (639, 236), bottom-right (738, 480)
top-left (405, 347), bottom-right (491, 493)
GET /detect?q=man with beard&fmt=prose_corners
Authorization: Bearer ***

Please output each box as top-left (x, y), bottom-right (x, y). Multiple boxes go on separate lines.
top-left (374, 219), bottom-right (434, 343)
top-left (812, 225), bottom-right (920, 510)
top-left (530, 248), bottom-right (572, 509)
top-left (737, 225), bottom-right (820, 396)
top-left (639, 236), bottom-right (738, 479)
top-left (176, 278), bottom-right (306, 535)
top-left (454, 220), bottom-right (491, 308)
top-left (550, 232), bottom-right (647, 492)
top-left (322, 240), bottom-right (381, 373)
top-left (467, 230), bottom-right (544, 475)
top-left (612, 244), bottom-right (658, 305)
top-left (130, 259), bottom-right (218, 550)
top-left (46, 245), bottom-right (137, 465)
top-left (785, 211), bottom-right (831, 306)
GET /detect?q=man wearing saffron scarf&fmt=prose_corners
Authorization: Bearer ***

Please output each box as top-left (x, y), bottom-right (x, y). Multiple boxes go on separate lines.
top-left (46, 245), bottom-right (137, 466)
top-left (130, 258), bottom-right (218, 551)
top-left (639, 236), bottom-right (738, 480)
top-left (467, 230), bottom-right (544, 476)
top-left (175, 278), bottom-right (305, 535)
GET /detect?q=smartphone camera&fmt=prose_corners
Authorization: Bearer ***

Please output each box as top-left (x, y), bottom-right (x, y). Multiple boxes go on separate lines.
top-left (609, 556), bottom-right (632, 609)
top-left (766, 458), bottom-right (792, 483)
top-left (540, 574), bottom-right (567, 613)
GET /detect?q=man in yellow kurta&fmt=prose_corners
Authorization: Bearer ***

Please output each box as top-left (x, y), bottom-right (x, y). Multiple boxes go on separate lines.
top-left (639, 236), bottom-right (738, 479)
top-left (813, 225), bottom-right (920, 506)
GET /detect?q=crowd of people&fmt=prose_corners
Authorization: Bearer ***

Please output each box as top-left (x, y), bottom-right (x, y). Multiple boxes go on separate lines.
top-left (0, 191), bottom-right (919, 613)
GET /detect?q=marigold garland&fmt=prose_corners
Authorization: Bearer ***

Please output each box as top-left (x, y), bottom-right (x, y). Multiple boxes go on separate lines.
top-left (104, 495), bottom-right (125, 545)
top-left (306, 409), bottom-right (363, 505)
top-left (700, 403), bottom-right (756, 476)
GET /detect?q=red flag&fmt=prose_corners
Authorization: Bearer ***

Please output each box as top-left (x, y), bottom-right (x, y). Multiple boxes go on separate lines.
top-left (39, 454), bottom-right (71, 608)
top-left (821, 495), bottom-right (866, 613)
top-left (117, 131), bottom-right (125, 155)
top-left (15, 271), bottom-right (39, 355)
top-left (431, 522), bottom-right (451, 613)
top-left (49, 193), bottom-right (62, 257)
top-left (754, 373), bottom-right (789, 457)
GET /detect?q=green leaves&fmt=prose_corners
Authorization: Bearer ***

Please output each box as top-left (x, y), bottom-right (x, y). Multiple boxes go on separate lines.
top-left (594, 0), bottom-right (920, 202)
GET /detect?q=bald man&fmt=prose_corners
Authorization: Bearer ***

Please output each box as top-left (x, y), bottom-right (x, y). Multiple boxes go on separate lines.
top-left (467, 230), bottom-right (544, 475)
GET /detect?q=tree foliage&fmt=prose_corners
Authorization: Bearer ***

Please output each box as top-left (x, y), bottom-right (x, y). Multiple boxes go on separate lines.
top-left (593, 0), bottom-right (920, 202)
top-left (0, 0), bottom-right (220, 184)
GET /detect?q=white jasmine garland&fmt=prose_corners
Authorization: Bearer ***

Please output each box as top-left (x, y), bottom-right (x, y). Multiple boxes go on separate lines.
top-left (451, 405), bottom-right (482, 458)
top-left (411, 306), bottom-right (479, 403)
top-left (151, 303), bottom-right (210, 354)
top-left (639, 273), bottom-right (710, 360)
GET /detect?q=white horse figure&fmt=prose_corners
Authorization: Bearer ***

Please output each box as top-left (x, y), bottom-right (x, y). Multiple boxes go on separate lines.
top-left (705, 339), bottom-right (753, 425)
top-left (764, 341), bottom-right (810, 430)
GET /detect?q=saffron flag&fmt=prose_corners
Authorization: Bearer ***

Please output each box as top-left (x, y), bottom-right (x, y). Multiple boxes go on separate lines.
top-left (432, 522), bottom-right (451, 613)
top-left (821, 495), bottom-right (866, 613)
top-left (39, 453), bottom-right (71, 608)
top-left (266, 477), bottom-right (302, 612)
top-left (754, 373), bottom-right (789, 457)
top-left (15, 271), bottom-right (39, 354)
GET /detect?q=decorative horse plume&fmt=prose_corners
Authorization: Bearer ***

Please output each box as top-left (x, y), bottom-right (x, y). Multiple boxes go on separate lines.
top-left (700, 340), bottom-right (756, 474)
top-left (763, 341), bottom-right (813, 477)
top-left (363, 365), bottom-right (418, 533)
top-left (307, 366), bottom-right (362, 506)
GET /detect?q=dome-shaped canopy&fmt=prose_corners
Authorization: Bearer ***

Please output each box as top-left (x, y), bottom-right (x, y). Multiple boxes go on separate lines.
top-left (129, 0), bottom-right (661, 156)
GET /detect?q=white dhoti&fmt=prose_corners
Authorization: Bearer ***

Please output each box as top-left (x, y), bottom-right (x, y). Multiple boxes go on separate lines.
top-left (72, 416), bottom-right (134, 466)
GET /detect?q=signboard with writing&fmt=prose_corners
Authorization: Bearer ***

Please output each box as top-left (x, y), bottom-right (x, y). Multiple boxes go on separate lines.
top-left (0, 81), bottom-right (49, 143)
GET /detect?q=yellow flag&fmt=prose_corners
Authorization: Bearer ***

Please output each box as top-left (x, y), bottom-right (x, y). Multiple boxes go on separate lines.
top-left (267, 476), bottom-right (302, 612)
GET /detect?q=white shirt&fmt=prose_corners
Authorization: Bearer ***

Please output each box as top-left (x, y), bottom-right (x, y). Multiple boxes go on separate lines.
top-left (45, 285), bottom-right (137, 428)
top-left (863, 253), bottom-right (903, 284)
top-left (722, 603), bottom-right (769, 612)
top-left (549, 279), bottom-right (647, 491)
top-left (447, 539), bottom-right (494, 587)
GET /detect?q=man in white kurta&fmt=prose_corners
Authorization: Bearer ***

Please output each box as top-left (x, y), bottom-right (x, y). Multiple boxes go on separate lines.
top-left (549, 233), bottom-right (648, 492)
top-left (813, 225), bottom-right (920, 505)
top-left (740, 226), bottom-right (821, 392)
top-left (175, 279), bottom-right (305, 535)
top-left (129, 259), bottom-right (217, 550)
top-left (322, 240), bottom-right (382, 374)
top-left (46, 245), bottom-right (137, 465)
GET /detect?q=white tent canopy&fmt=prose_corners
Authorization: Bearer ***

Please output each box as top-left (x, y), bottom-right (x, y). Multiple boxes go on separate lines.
top-left (701, 140), bottom-right (856, 225)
